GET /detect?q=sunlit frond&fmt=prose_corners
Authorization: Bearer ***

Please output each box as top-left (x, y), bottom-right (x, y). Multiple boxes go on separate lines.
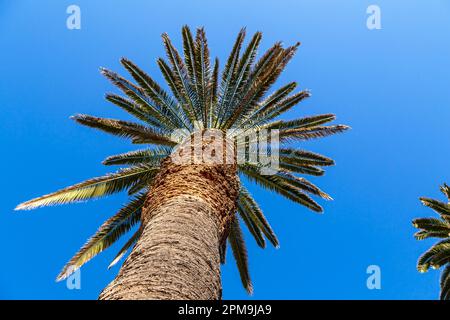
top-left (15, 165), bottom-right (157, 210)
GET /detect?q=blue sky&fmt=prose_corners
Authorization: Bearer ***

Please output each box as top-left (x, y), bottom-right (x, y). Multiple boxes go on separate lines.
top-left (1, 0), bottom-right (450, 299)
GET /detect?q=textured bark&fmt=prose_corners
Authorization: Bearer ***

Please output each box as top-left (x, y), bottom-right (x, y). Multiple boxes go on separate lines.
top-left (99, 133), bottom-right (239, 300)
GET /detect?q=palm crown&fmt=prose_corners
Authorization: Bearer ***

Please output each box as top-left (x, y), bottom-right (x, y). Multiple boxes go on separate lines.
top-left (16, 26), bottom-right (348, 293)
top-left (413, 184), bottom-right (450, 300)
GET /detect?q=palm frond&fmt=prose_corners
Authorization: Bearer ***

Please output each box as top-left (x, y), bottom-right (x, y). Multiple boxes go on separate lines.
top-left (182, 25), bottom-right (198, 85)
top-left (100, 68), bottom-right (177, 130)
top-left (71, 114), bottom-right (175, 146)
top-left (127, 177), bottom-right (152, 196)
top-left (219, 32), bottom-right (262, 128)
top-left (420, 197), bottom-right (450, 219)
top-left (161, 33), bottom-right (200, 124)
top-left (279, 162), bottom-right (325, 176)
top-left (105, 93), bottom-right (164, 128)
top-left (194, 27), bottom-right (212, 125)
top-left (208, 58), bottom-right (219, 127)
top-left (239, 164), bottom-right (323, 212)
top-left (235, 82), bottom-right (297, 128)
top-left (418, 240), bottom-right (450, 272)
top-left (249, 91), bottom-right (311, 127)
top-left (280, 124), bottom-right (350, 142)
top-left (239, 186), bottom-right (279, 248)
top-left (266, 114), bottom-right (337, 131)
top-left (412, 217), bottom-right (450, 233)
top-left (103, 147), bottom-right (171, 166)
top-left (229, 215), bottom-right (253, 294)
top-left (280, 148), bottom-right (334, 167)
top-left (222, 44), bottom-right (299, 129)
top-left (414, 185), bottom-right (450, 299)
top-left (414, 230), bottom-right (450, 241)
top-left (56, 192), bottom-right (146, 280)
top-left (237, 203), bottom-right (265, 248)
top-left (120, 58), bottom-right (190, 130)
top-left (441, 184), bottom-right (450, 200)
top-left (441, 264), bottom-right (450, 300)
top-left (108, 227), bottom-right (142, 269)
top-left (232, 42), bottom-right (284, 125)
top-left (214, 28), bottom-right (246, 128)
top-left (15, 165), bottom-right (157, 210)
top-left (156, 58), bottom-right (195, 125)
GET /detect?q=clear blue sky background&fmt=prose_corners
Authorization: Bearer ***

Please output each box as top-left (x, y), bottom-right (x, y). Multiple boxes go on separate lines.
top-left (1, 0), bottom-right (450, 299)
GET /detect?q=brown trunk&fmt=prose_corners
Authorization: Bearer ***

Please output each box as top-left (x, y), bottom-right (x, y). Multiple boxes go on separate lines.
top-left (99, 140), bottom-right (239, 299)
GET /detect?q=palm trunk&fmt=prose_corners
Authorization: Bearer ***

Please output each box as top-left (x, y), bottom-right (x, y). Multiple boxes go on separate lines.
top-left (99, 154), bottom-right (239, 300)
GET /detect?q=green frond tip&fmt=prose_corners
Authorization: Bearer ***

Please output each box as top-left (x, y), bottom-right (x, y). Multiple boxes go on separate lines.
top-left (15, 165), bottom-right (157, 210)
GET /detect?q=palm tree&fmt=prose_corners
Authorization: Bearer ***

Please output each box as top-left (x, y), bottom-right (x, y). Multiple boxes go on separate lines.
top-left (413, 184), bottom-right (450, 300)
top-left (15, 26), bottom-right (348, 300)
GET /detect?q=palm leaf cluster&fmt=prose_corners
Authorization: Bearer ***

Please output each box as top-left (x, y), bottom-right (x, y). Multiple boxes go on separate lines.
top-left (15, 26), bottom-right (348, 293)
top-left (413, 184), bottom-right (450, 300)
